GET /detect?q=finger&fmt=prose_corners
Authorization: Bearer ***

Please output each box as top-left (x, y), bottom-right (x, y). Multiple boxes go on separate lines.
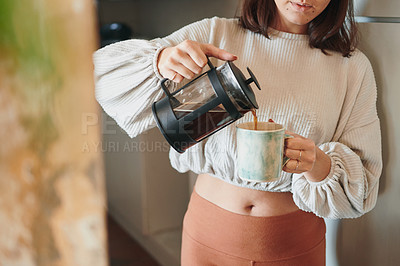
top-left (182, 43), bottom-right (209, 69)
top-left (285, 131), bottom-right (303, 139)
top-left (179, 52), bottom-right (203, 75)
top-left (285, 139), bottom-right (305, 150)
top-left (169, 61), bottom-right (197, 80)
top-left (171, 73), bottom-right (184, 83)
top-left (285, 148), bottom-right (302, 160)
top-left (285, 135), bottom-right (315, 151)
top-left (199, 43), bottom-right (238, 61)
top-left (169, 71), bottom-right (178, 81)
top-left (283, 159), bottom-right (302, 173)
top-left (162, 67), bottom-right (184, 83)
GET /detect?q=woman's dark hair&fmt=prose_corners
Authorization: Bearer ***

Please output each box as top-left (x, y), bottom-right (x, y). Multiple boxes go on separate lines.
top-left (238, 0), bottom-right (358, 57)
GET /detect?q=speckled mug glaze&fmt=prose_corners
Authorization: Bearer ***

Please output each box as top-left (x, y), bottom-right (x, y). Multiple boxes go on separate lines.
top-left (236, 122), bottom-right (292, 182)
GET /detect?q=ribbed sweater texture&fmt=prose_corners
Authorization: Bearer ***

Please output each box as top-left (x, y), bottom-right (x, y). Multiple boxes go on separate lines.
top-left (93, 17), bottom-right (382, 219)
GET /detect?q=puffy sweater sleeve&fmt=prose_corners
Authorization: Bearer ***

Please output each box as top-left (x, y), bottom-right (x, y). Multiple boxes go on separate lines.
top-left (93, 18), bottom-right (213, 138)
top-left (291, 53), bottom-right (382, 219)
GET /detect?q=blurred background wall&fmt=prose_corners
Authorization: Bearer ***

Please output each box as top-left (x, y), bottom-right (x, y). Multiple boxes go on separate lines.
top-left (334, 1), bottom-right (400, 265)
top-left (96, 1), bottom-right (400, 266)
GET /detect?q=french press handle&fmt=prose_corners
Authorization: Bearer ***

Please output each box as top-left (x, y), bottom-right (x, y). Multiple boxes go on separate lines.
top-left (160, 78), bottom-right (174, 98)
top-left (159, 78), bottom-right (181, 107)
top-left (206, 58), bottom-right (216, 69)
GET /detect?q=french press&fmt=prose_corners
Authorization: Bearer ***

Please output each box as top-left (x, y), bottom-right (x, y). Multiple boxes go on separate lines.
top-left (152, 60), bottom-right (261, 153)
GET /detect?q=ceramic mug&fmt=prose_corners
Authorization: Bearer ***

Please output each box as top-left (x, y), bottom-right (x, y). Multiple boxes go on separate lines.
top-left (236, 121), bottom-right (292, 182)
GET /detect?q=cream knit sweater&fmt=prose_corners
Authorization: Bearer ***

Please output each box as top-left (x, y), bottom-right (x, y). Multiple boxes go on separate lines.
top-left (94, 17), bottom-right (382, 219)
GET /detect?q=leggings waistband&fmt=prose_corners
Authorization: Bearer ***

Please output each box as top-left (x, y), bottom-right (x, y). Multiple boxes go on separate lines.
top-left (183, 189), bottom-right (326, 262)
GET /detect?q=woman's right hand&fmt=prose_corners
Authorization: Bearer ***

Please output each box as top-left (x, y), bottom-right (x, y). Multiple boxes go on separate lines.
top-left (157, 40), bottom-right (237, 83)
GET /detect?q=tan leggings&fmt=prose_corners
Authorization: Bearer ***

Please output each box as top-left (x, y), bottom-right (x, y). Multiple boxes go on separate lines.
top-left (181, 190), bottom-right (326, 266)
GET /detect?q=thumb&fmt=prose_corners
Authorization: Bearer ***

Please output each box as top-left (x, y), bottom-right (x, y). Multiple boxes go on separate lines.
top-left (199, 43), bottom-right (238, 61)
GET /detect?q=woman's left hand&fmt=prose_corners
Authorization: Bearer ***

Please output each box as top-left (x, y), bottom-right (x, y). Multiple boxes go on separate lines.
top-left (283, 131), bottom-right (316, 174)
top-left (283, 131), bottom-right (331, 182)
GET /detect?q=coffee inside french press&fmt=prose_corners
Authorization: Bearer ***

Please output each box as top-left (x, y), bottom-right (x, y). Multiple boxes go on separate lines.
top-left (174, 103), bottom-right (254, 141)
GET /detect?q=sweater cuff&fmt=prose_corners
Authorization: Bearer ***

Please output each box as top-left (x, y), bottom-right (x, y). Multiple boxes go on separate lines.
top-left (152, 45), bottom-right (167, 80)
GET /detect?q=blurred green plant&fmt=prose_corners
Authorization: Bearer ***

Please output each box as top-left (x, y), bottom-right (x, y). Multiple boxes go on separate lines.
top-left (0, 0), bottom-right (60, 158)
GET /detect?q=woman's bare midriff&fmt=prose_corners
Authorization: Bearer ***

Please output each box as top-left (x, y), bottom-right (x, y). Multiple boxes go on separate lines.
top-left (194, 173), bottom-right (300, 217)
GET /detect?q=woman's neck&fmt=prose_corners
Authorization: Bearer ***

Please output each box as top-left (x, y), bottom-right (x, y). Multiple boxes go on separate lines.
top-left (272, 18), bottom-right (308, 34)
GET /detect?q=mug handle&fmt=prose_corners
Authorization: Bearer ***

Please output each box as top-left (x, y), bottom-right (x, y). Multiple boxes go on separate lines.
top-left (282, 134), bottom-right (294, 167)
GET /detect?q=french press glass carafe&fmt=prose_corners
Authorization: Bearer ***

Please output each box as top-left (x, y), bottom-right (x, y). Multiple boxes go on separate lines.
top-left (152, 60), bottom-right (261, 153)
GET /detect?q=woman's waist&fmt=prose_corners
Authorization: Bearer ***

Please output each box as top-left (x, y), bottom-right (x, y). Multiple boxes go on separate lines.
top-left (195, 173), bottom-right (300, 217)
top-left (184, 187), bottom-right (326, 261)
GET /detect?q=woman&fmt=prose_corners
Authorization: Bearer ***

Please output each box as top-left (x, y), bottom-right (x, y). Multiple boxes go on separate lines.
top-left (94, 0), bottom-right (382, 265)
